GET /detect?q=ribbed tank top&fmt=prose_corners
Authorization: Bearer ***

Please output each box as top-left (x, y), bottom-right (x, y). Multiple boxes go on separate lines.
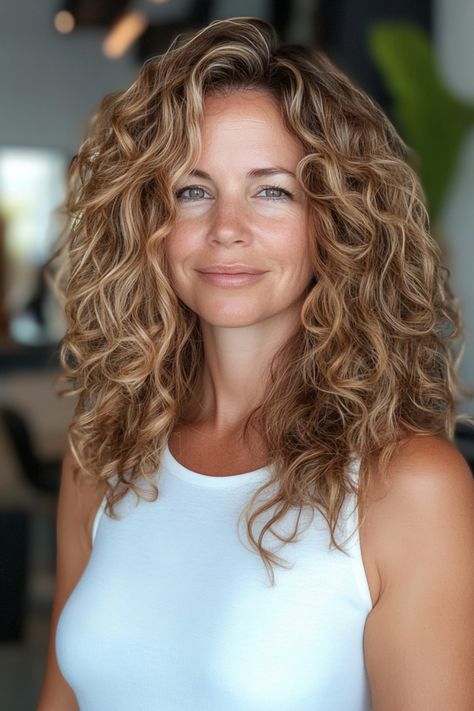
top-left (56, 443), bottom-right (373, 711)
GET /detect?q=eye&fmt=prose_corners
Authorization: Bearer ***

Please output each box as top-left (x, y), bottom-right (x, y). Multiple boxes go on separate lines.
top-left (176, 185), bottom-right (212, 201)
top-left (257, 185), bottom-right (293, 200)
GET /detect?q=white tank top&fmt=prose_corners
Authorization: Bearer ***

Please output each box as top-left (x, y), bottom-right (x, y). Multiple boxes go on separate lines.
top-left (56, 442), bottom-right (373, 710)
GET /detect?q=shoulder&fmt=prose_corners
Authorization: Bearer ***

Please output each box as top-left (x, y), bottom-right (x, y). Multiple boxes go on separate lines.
top-left (386, 433), bottom-right (472, 488)
top-left (368, 434), bottom-right (473, 532)
top-left (379, 433), bottom-right (473, 501)
top-left (361, 436), bottom-right (474, 707)
top-left (365, 434), bottom-right (474, 591)
top-left (359, 435), bottom-right (474, 606)
top-left (364, 433), bottom-right (474, 515)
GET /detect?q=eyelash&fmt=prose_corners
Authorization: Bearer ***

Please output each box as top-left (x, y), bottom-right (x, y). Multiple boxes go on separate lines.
top-left (175, 184), bottom-right (293, 201)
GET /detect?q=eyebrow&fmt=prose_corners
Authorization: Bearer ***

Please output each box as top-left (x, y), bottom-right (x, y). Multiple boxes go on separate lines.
top-left (188, 167), bottom-right (296, 180)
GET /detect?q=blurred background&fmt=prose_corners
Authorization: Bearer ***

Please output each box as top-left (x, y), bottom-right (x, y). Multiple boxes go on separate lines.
top-left (0, 0), bottom-right (473, 708)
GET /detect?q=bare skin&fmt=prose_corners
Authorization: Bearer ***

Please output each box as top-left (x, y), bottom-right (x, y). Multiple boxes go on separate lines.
top-left (165, 90), bottom-right (315, 430)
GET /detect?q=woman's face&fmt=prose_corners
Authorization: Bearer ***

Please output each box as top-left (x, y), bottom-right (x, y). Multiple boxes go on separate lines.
top-left (165, 89), bottom-right (314, 329)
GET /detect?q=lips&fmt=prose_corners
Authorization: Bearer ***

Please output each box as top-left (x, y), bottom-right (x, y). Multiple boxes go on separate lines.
top-left (196, 271), bottom-right (265, 287)
top-left (197, 265), bottom-right (266, 274)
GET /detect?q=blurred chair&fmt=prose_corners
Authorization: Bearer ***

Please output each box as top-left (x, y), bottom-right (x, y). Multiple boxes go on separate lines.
top-left (454, 422), bottom-right (474, 475)
top-left (0, 509), bottom-right (29, 641)
top-left (0, 406), bottom-right (60, 642)
top-left (0, 406), bottom-right (61, 494)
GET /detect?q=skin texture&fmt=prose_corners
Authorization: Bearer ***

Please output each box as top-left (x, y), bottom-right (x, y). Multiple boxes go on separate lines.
top-left (361, 435), bottom-right (474, 710)
top-left (165, 90), bottom-right (314, 432)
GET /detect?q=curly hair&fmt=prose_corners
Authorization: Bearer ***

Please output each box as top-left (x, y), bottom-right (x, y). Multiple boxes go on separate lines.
top-left (45, 16), bottom-right (474, 585)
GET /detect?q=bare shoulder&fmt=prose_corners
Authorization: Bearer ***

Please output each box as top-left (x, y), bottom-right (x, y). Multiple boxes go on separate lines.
top-left (363, 434), bottom-right (474, 599)
top-left (361, 435), bottom-right (474, 710)
top-left (366, 435), bottom-right (473, 546)
top-left (385, 432), bottom-right (473, 490)
top-left (62, 448), bottom-right (107, 547)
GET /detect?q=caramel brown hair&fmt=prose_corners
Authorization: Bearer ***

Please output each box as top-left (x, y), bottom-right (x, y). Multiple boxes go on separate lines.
top-left (46, 16), bottom-right (474, 585)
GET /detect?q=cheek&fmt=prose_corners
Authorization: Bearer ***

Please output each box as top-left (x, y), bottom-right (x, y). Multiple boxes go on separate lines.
top-left (271, 219), bottom-right (311, 264)
top-left (165, 224), bottom-right (194, 269)
top-left (165, 225), bottom-right (184, 257)
top-left (282, 224), bottom-right (314, 286)
top-left (163, 234), bottom-right (185, 294)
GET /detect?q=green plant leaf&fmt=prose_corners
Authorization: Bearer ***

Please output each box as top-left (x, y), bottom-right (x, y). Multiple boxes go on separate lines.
top-left (368, 21), bottom-right (474, 225)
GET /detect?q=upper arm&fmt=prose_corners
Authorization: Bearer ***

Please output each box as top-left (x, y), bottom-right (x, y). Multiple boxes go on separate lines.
top-left (36, 449), bottom-right (103, 711)
top-left (364, 436), bottom-right (474, 711)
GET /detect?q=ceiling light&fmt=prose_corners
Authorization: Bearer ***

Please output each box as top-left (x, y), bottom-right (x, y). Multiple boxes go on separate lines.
top-left (102, 10), bottom-right (149, 59)
top-left (54, 10), bottom-right (75, 34)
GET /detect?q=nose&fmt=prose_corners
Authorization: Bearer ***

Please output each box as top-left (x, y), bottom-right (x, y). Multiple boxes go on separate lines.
top-left (208, 195), bottom-right (252, 245)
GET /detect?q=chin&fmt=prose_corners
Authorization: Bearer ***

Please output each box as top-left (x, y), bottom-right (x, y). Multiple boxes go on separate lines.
top-left (198, 307), bottom-right (268, 328)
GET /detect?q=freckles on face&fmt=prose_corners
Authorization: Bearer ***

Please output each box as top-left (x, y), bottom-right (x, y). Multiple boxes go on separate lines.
top-left (165, 90), bottom-right (315, 326)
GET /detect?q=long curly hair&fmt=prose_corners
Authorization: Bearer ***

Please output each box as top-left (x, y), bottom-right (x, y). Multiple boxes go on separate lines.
top-left (45, 16), bottom-right (474, 585)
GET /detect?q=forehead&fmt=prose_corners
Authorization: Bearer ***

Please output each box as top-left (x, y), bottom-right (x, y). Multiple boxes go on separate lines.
top-left (199, 90), bottom-right (305, 163)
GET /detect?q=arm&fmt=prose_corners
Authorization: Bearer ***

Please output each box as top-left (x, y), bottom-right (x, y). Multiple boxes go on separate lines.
top-left (364, 436), bottom-right (474, 711)
top-left (36, 449), bottom-right (104, 711)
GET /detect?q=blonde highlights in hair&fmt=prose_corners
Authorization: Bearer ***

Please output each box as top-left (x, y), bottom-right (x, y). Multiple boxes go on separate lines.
top-left (46, 17), bottom-right (474, 585)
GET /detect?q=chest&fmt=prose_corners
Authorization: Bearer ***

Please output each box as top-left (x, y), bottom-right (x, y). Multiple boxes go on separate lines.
top-left (168, 426), bottom-right (381, 606)
top-left (57, 481), bottom-right (373, 711)
top-left (168, 425), bottom-right (269, 475)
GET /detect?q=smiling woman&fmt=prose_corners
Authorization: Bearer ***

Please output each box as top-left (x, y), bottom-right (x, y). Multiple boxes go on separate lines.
top-left (166, 90), bottom-right (313, 337)
top-left (38, 15), bottom-right (474, 711)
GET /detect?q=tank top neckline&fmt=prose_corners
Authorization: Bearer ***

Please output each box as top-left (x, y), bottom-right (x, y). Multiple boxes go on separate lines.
top-left (162, 441), bottom-right (273, 488)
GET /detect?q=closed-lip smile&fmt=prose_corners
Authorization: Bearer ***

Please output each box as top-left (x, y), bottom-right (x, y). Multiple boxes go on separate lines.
top-left (196, 264), bottom-right (266, 274)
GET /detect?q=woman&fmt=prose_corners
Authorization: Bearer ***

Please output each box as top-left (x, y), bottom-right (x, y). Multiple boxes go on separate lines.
top-left (37, 16), bottom-right (474, 711)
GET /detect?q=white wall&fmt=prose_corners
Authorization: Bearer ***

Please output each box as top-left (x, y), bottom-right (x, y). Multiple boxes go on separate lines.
top-left (434, 0), bottom-right (474, 415)
top-left (0, 0), bottom-right (137, 155)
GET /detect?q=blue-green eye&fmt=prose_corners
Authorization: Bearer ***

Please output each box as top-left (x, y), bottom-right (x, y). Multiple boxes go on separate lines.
top-left (175, 184), bottom-right (293, 201)
top-left (176, 185), bottom-right (211, 200)
top-left (258, 186), bottom-right (292, 200)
